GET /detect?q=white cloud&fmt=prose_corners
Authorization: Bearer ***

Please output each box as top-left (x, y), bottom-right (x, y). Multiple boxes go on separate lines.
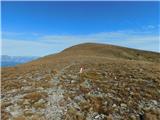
top-left (2, 31), bottom-right (40, 37)
top-left (39, 31), bottom-right (159, 52)
top-left (146, 25), bottom-right (155, 29)
top-left (142, 24), bottom-right (160, 31)
top-left (2, 32), bottom-right (26, 36)
top-left (2, 39), bottom-right (66, 56)
top-left (2, 30), bottom-right (160, 56)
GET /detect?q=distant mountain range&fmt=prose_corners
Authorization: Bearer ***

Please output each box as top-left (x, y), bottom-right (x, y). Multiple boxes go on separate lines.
top-left (1, 55), bottom-right (38, 67)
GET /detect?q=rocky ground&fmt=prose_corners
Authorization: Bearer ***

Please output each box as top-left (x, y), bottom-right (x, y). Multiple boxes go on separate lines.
top-left (1, 43), bottom-right (160, 120)
top-left (1, 58), bottom-right (160, 120)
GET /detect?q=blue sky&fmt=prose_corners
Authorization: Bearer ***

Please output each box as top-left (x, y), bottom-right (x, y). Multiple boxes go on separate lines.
top-left (2, 1), bottom-right (160, 56)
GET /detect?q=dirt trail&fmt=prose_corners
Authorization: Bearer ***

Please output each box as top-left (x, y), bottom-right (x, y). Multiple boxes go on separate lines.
top-left (45, 63), bottom-right (75, 120)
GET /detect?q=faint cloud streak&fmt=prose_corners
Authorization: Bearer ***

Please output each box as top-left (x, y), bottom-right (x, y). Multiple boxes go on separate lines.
top-left (2, 28), bottom-right (160, 56)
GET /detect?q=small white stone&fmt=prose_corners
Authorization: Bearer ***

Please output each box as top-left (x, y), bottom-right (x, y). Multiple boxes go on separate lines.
top-left (151, 100), bottom-right (157, 105)
top-left (95, 115), bottom-right (100, 119)
top-left (112, 104), bottom-right (117, 108)
top-left (121, 103), bottom-right (127, 108)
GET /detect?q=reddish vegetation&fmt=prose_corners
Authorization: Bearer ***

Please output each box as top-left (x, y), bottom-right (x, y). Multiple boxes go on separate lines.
top-left (1, 43), bottom-right (160, 120)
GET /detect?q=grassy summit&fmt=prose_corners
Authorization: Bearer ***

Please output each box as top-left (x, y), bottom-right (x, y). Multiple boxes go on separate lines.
top-left (1, 43), bottom-right (160, 120)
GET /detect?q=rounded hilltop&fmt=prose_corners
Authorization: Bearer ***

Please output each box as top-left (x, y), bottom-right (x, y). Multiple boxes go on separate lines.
top-left (1, 43), bottom-right (160, 120)
top-left (27, 42), bottom-right (160, 67)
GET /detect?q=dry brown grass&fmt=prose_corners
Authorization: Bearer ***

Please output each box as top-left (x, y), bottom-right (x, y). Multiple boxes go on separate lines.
top-left (65, 107), bottom-right (85, 120)
top-left (23, 92), bottom-right (48, 102)
top-left (2, 80), bottom-right (22, 92)
top-left (33, 101), bottom-right (46, 109)
top-left (31, 115), bottom-right (46, 120)
top-left (1, 102), bottom-right (13, 109)
top-left (1, 43), bottom-right (160, 119)
top-left (1, 110), bottom-right (11, 120)
top-left (35, 80), bottom-right (53, 88)
top-left (13, 115), bottom-right (27, 120)
top-left (144, 112), bottom-right (158, 120)
top-left (83, 71), bottom-right (102, 80)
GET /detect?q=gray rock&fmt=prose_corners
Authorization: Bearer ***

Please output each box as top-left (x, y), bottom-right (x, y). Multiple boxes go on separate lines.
top-left (121, 103), bottom-right (127, 108)
top-left (151, 100), bottom-right (158, 105)
top-left (80, 80), bottom-right (92, 89)
top-left (130, 115), bottom-right (137, 120)
top-left (112, 104), bottom-right (117, 108)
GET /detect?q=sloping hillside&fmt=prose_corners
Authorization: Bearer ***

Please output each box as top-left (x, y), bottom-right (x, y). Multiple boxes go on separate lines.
top-left (62, 43), bottom-right (160, 61)
top-left (31, 43), bottom-right (160, 63)
top-left (1, 43), bottom-right (160, 120)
